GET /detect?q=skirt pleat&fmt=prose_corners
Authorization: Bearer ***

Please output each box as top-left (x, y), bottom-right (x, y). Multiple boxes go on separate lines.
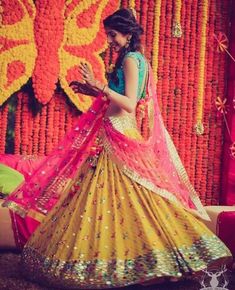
top-left (21, 147), bottom-right (232, 289)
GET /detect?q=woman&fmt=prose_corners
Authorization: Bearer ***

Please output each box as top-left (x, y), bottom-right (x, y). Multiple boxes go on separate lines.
top-left (2, 8), bottom-right (232, 289)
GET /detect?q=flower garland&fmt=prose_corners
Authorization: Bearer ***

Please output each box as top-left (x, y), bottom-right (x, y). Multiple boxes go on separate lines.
top-left (122, 0), bottom-right (128, 8)
top-left (172, 0), bottom-right (182, 38)
top-left (21, 92), bottom-right (29, 154)
top-left (194, 0), bottom-right (209, 135)
top-left (155, 0), bottom-right (166, 112)
top-left (58, 93), bottom-right (66, 143)
top-left (168, 2), bottom-right (180, 153)
top-left (0, 103), bottom-right (8, 153)
top-left (151, 0), bottom-right (162, 83)
top-left (0, 2), bottom-right (2, 26)
top-left (189, 0), bottom-right (199, 190)
top-left (134, 0), bottom-right (140, 23)
top-left (145, 0), bottom-right (154, 61)
top-left (163, 1), bottom-right (173, 131)
top-left (14, 93), bottom-right (22, 155)
top-left (160, 1), bottom-right (172, 129)
top-left (128, 0), bottom-right (135, 12)
top-left (193, 0), bottom-right (207, 201)
top-left (46, 95), bottom-right (56, 155)
top-left (140, 0), bottom-right (148, 52)
top-left (27, 103), bottom-right (33, 155)
top-left (38, 106), bottom-right (47, 156)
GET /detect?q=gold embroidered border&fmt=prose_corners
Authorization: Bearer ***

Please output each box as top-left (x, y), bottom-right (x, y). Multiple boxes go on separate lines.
top-left (106, 115), bottom-right (138, 134)
top-left (21, 234), bottom-right (232, 289)
top-left (163, 127), bottom-right (210, 220)
top-left (1, 200), bottom-right (27, 218)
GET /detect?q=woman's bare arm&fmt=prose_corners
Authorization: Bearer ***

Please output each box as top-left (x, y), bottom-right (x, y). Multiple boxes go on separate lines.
top-left (103, 57), bottom-right (138, 113)
top-left (79, 58), bottom-right (139, 113)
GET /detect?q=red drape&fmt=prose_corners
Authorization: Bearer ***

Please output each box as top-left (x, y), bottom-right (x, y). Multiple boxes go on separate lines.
top-left (217, 211), bottom-right (235, 257)
top-left (221, 3), bottom-right (235, 206)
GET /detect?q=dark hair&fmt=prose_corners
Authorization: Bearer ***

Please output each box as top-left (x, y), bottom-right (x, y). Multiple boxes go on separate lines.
top-left (103, 8), bottom-right (144, 84)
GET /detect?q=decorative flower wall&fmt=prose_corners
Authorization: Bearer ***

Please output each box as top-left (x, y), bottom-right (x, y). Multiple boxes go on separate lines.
top-left (0, 0), bottom-right (36, 106)
top-left (0, 0), bottom-right (119, 111)
top-left (0, 0), bottom-right (232, 206)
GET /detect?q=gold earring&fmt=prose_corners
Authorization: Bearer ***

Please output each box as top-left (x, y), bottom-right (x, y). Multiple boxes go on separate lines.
top-left (125, 37), bottom-right (131, 48)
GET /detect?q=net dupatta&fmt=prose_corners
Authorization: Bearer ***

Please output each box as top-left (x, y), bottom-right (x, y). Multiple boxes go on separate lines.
top-left (2, 97), bottom-right (108, 219)
top-left (102, 64), bottom-right (210, 221)
top-left (3, 65), bottom-right (210, 221)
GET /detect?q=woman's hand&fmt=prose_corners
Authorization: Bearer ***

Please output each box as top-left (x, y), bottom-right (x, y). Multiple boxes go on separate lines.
top-left (78, 62), bottom-right (107, 93)
top-left (79, 62), bottom-right (97, 88)
top-left (69, 81), bottom-right (100, 97)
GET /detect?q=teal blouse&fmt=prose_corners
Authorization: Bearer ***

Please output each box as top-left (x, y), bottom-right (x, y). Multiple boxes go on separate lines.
top-left (108, 51), bottom-right (148, 100)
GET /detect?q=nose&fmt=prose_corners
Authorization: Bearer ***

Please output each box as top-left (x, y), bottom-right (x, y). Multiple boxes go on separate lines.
top-left (107, 36), bottom-right (112, 44)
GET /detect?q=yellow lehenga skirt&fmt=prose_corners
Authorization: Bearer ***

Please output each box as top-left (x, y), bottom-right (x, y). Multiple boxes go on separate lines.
top-left (21, 116), bottom-right (232, 289)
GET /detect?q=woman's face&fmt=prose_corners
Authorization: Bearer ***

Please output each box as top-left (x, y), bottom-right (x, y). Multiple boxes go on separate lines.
top-left (105, 27), bottom-right (130, 52)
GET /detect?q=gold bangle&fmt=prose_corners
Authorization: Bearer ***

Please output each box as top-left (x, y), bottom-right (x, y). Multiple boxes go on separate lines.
top-left (94, 80), bottom-right (101, 90)
top-left (102, 84), bottom-right (107, 92)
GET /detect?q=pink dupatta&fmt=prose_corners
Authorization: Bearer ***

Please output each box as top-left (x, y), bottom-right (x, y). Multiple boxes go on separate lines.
top-left (2, 65), bottom-right (210, 222)
top-left (2, 97), bottom-right (108, 220)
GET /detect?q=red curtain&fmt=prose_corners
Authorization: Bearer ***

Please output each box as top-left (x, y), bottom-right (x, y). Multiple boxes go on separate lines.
top-left (221, 3), bottom-right (235, 206)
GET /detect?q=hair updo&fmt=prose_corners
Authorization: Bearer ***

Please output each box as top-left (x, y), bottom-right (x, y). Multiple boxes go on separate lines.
top-left (103, 8), bottom-right (144, 84)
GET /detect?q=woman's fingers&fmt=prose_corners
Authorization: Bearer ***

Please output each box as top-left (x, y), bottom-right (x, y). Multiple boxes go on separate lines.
top-left (69, 81), bottom-right (80, 87)
top-left (77, 62), bottom-right (95, 86)
top-left (69, 81), bottom-right (82, 93)
top-left (79, 67), bottom-right (87, 76)
top-left (79, 66), bottom-right (90, 81)
top-left (80, 62), bottom-right (92, 75)
top-left (79, 62), bottom-right (88, 72)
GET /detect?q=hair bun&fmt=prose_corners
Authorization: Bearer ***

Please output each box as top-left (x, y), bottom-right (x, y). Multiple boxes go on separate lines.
top-left (103, 8), bottom-right (143, 37)
top-left (116, 8), bottom-right (136, 20)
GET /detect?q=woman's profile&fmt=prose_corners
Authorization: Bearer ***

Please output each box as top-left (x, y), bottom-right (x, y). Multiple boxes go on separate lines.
top-left (2, 8), bottom-right (232, 289)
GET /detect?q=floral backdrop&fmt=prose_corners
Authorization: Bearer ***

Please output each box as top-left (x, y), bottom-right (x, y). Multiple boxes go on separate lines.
top-left (0, 0), bottom-right (232, 205)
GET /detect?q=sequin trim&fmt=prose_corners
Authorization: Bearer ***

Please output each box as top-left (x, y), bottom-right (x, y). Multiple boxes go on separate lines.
top-left (106, 115), bottom-right (138, 134)
top-left (163, 127), bottom-right (210, 220)
top-left (1, 200), bottom-right (27, 217)
top-left (21, 235), bottom-right (232, 289)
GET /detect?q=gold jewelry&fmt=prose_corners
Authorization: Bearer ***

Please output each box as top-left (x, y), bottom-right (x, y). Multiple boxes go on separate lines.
top-left (102, 84), bottom-right (107, 92)
top-left (103, 85), bottom-right (110, 96)
top-left (94, 80), bottom-right (101, 90)
top-left (102, 84), bottom-right (108, 101)
top-left (125, 36), bottom-right (131, 48)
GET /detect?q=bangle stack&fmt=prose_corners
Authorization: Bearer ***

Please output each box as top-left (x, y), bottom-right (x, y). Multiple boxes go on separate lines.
top-left (101, 84), bottom-right (109, 101)
top-left (94, 81), bottom-right (109, 100)
top-left (102, 84), bottom-right (107, 93)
